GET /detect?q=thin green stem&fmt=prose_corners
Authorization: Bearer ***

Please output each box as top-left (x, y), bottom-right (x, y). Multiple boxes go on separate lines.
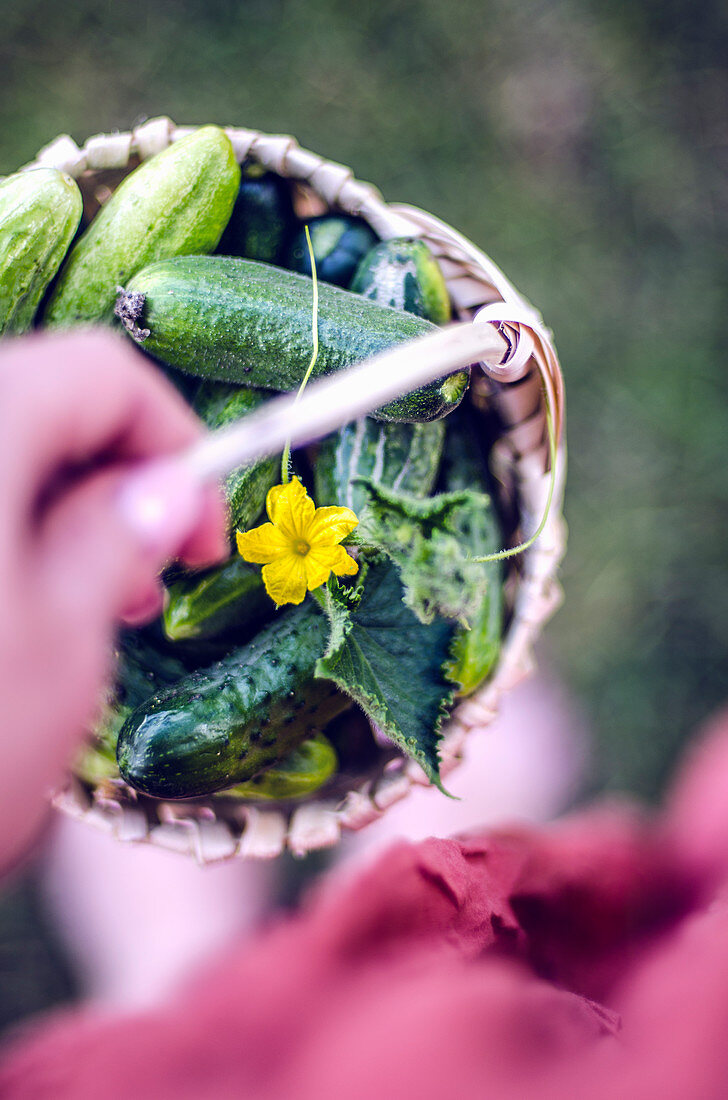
top-left (470, 380), bottom-right (558, 564)
top-left (281, 224), bottom-right (319, 484)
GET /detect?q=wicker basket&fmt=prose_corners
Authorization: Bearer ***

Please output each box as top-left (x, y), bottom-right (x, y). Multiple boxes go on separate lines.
top-left (27, 117), bottom-right (566, 862)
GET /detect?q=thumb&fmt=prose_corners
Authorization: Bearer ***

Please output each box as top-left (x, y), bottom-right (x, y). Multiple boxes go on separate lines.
top-left (36, 462), bottom-right (210, 627)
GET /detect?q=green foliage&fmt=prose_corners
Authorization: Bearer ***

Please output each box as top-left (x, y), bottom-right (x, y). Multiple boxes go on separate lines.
top-left (316, 559), bottom-right (456, 788)
top-left (355, 480), bottom-right (496, 625)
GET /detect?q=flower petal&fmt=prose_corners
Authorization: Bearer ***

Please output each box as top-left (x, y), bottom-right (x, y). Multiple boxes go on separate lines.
top-left (303, 544), bottom-right (357, 590)
top-left (236, 523), bottom-right (289, 564)
top-left (262, 554), bottom-right (308, 606)
top-left (266, 478), bottom-right (315, 540)
top-left (329, 544), bottom-right (359, 577)
top-left (307, 505), bottom-right (359, 546)
top-left (303, 547), bottom-right (336, 591)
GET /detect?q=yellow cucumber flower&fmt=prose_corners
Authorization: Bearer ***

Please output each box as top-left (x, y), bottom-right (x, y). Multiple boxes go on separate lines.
top-left (236, 477), bottom-right (359, 606)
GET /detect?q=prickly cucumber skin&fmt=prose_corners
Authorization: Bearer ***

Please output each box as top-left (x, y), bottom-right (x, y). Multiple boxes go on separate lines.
top-left (120, 255), bottom-right (466, 423)
top-left (193, 381), bottom-right (278, 531)
top-left (75, 630), bottom-right (191, 786)
top-left (315, 237), bottom-right (452, 512)
top-left (44, 126), bottom-right (241, 326)
top-left (351, 238), bottom-right (452, 326)
top-left (216, 734), bottom-right (338, 801)
top-left (117, 604), bottom-right (349, 799)
top-left (163, 554), bottom-right (271, 642)
top-left (287, 215), bottom-right (378, 287)
top-left (0, 168), bottom-right (82, 334)
top-left (315, 418), bottom-right (445, 516)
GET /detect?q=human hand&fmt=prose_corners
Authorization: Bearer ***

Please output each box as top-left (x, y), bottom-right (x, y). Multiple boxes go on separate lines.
top-left (0, 329), bottom-right (228, 871)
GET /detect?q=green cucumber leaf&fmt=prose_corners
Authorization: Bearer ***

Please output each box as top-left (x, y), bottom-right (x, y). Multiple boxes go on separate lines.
top-left (354, 479), bottom-right (500, 627)
top-left (315, 558), bottom-right (456, 789)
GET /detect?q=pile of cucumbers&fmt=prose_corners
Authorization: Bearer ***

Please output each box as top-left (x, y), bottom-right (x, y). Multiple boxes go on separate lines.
top-left (1, 125), bottom-right (504, 806)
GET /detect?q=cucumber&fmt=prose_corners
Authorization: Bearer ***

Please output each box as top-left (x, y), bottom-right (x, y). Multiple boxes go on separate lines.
top-left (117, 603), bottom-right (350, 799)
top-left (217, 164), bottom-right (296, 264)
top-left (287, 214), bottom-right (378, 287)
top-left (45, 126), bottom-right (240, 326)
top-left (116, 256), bottom-right (469, 423)
top-left (351, 238), bottom-right (452, 325)
top-left (75, 630), bottom-right (190, 786)
top-left (314, 235), bottom-right (451, 512)
top-left (0, 168), bottom-right (82, 334)
top-left (440, 414), bottom-right (504, 695)
top-left (192, 381), bottom-right (278, 531)
top-left (73, 735), bottom-right (119, 787)
top-left (216, 734), bottom-right (337, 801)
top-left (314, 417), bottom-right (445, 516)
top-left (163, 553), bottom-right (271, 642)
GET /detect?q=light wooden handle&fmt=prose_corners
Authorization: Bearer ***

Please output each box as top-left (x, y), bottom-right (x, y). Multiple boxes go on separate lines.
top-left (179, 321), bottom-right (509, 484)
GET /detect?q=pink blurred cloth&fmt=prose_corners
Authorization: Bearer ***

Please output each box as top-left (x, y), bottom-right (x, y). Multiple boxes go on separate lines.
top-left (5, 710), bottom-right (728, 1099)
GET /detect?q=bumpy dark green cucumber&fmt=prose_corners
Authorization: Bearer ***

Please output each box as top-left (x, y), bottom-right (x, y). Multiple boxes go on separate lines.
top-left (193, 381), bottom-right (278, 530)
top-left (45, 126), bottom-right (240, 326)
top-left (217, 165), bottom-right (296, 264)
top-left (116, 256), bottom-right (469, 423)
top-left (441, 415), bottom-right (504, 695)
top-left (0, 168), bottom-right (82, 334)
top-left (287, 214), bottom-right (378, 287)
top-left (314, 235), bottom-right (451, 511)
top-left (350, 238), bottom-right (452, 325)
top-left (117, 604), bottom-right (349, 799)
top-left (75, 631), bottom-right (191, 786)
top-left (315, 418), bottom-right (445, 515)
top-left (216, 734), bottom-right (337, 801)
top-left (164, 554), bottom-right (270, 642)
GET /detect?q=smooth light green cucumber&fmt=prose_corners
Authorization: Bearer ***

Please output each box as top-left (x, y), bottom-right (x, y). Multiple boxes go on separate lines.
top-left (0, 168), bottom-right (82, 334)
top-left (193, 381), bottom-right (278, 531)
top-left (216, 734), bottom-right (337, 801)
top-left (314, 417), bottom-right (445, 516)
top-left (45, 126), bottom-right (240, 326)
top-left (116, 255), bottom-right (469, 423)
top-left (351, 237), bottom-right (452, 325)
top-left (117, 603), bottom-right (350, 799)
top-left (163, 554), bottom-right (271, 642)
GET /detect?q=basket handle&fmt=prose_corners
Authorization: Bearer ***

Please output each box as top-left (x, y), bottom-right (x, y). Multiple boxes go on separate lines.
top-left (177, 320), bottom-right (511, 484)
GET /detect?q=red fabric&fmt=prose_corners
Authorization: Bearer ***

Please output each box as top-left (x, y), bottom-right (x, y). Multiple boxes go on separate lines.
top-left (5, 711), bottom-right (728, 1099)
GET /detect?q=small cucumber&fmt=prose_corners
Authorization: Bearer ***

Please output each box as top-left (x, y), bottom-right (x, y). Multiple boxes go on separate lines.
top-left (217, 164), bottom-right (296, 264)
top-left (0, 168), bottom-right (82, 334)
top-left (440, 414), bottom-right (503, 695)
top-left (45, 126), bottom-right (240, 326)
top-left (73, 735), bottom-right (119, 787)
top-left (117, 603), bottom-right (350, 799)
top-left (163, 554), bottom-right (271, 642)
top-left (351, 238), bottom-right (452, 325)
top-left (314, 417), bottom-right (445, 516)
top-left (287, 214), bottom-right (378, 287)
top-left (117, 256), bottom-right (469, 423)
top-left (216, 734), bottom-right (337, 801)
top-left (192, 381), bottom-right (278, 531)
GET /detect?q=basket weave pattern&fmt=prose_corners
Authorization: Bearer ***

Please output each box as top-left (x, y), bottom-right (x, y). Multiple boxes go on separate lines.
top-left (29, 117), bottom-right (566, 862)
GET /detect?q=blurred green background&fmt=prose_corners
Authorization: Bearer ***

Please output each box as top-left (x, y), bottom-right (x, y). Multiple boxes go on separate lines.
top-left (0, 0), bottom-right (726, 1031)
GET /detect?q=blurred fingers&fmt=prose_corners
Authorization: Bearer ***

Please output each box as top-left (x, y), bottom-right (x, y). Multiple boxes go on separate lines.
top-left (0, 329), bottom-right (204, 548)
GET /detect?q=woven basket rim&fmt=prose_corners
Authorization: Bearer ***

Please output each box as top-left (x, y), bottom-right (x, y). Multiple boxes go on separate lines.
top-left (28, 117), bottom-right (567, 862)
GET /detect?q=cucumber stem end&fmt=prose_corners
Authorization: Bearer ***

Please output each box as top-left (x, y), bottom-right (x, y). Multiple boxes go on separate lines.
top-left (114, 287), bottom-right (150, 341)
